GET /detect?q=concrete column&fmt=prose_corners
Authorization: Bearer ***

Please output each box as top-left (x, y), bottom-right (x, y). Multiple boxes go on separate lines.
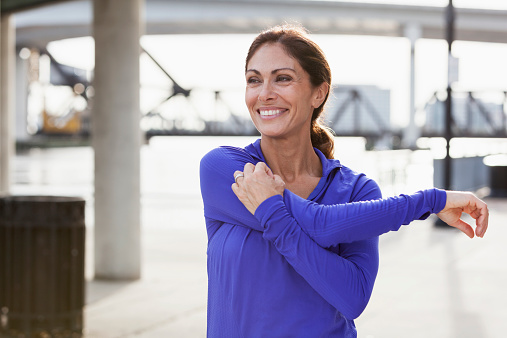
top-left (402, 23), bottom-right (422, 149)
top-left (16, 50), bottom-right (30, 142)
top-left (93, 0), bottom-right (143, 280)
top-left (0, 15), bottom-right (16, 195)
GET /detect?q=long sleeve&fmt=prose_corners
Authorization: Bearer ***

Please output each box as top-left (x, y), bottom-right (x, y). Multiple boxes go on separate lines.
top-left (200, 147), bottom-right (263, 233)
top-left (203, 142), bottom-right (447, 334)
top-left (275, 188), bottom-right (447, 247)
top-left (201, 146), bottom-right (446, 242)
top-left (202, 146), bottom-right (381, 319)
top-left (252, 186), bottom-right (447, 319)
top-left (254, 180), bottom-right (383, 320)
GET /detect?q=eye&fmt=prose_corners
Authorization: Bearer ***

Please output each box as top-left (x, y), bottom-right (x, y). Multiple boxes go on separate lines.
top-left (276, 75), bottom-right (292, 82)
top-left (246, 76), bottom-right (261, 84)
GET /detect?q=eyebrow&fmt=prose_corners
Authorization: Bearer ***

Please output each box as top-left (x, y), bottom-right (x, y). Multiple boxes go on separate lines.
top-left (246, 67), bottom-right (296, 75)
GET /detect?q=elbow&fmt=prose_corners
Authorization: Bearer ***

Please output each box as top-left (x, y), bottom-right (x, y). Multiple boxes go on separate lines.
top-left (339, 293), bottom-right (372, 320)
top-left (337, 274), bottom-right (376, 320)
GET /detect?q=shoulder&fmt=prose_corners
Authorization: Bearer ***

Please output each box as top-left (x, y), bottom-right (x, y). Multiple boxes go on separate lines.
top-left (201, 145), bottom-right (256, 166)
top-left (335, 164), bottom-right (382, 202)
top-left (200, 145), bottom-right (259, 178)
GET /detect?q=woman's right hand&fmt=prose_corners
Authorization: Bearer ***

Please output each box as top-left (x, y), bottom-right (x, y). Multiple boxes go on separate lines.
top-left (232, 162), bottom-right (285, 215)
top-left (436, 191), bottom-right (489, 238)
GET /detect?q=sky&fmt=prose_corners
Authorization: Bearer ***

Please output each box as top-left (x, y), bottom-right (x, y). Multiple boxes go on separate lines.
top-left (43, 0), bottom-right (507, 128)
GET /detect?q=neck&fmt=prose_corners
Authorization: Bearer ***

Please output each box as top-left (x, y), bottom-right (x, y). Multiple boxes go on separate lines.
top-left (260, 135), bottom-right (322, 183)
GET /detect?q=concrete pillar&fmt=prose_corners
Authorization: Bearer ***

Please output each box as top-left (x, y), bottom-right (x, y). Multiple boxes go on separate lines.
top-left (402, 23), bottom-right (422, 149)
top-left (0, 15), bottom-right (16, 195)
top-left (93, 0), bottom-right (143, 280)
top-left (16, 50), bottom-right (30, 142)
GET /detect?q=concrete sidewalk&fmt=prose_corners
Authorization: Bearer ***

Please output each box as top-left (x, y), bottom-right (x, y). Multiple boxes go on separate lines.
top-left (83, 193), bottom-right (208, 338)
top-left (83, 196), bottom-right (507, 338)
top-left (11, 138), bottom-right (506, 337)
top-left (356, 197), bottom-right (507, 338)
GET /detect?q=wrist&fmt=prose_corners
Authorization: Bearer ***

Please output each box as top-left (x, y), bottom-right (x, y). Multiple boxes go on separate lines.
top-left (254, 194), bottom-right (284, 228)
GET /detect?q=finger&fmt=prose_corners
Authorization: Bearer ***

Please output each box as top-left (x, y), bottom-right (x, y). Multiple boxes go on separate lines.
top-left (273, 174), bottom-right (285, 185)
top-left (476, 206), bottom-right (489, 238)
top-left (266, 167), bottom-right (274, 177)
top-left (451, 219), bottom-right (475, 239)
top-left (480, 203), bottom-right (489, 237)
top-left (469, 199), bottom-right (488, 238)
top-left (243, 163), bottom-right (255, 176)
top-left (233, 170), bottom-right (244, 184)
top-left (231, 182), bottom-right (239, 196)
top-left (232, 182), bottom-right (248, 201)
top-left (468, 208), bottom-right (482, 221)
top-left (464, 206), bottom-right (484, 237)
top-left (274, 175), bottom-right (286, 190)
top-left (476, 222), bottom-right (484, 238)
top-left (273, 175), bottom-right (286, 195)
top-left (255, 162), bottom-right (271, 175)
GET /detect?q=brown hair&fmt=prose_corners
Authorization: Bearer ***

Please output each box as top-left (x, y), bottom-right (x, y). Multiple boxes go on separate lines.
top-left (245, 24), bottom-right (335, 159)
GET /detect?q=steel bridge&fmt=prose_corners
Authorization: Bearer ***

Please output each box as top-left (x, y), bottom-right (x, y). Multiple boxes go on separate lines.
top-left (421, 90), bottom-right (507, 138)
top-left (7, 0), bottom-right (507, 148)
top-left (10, 0), bottom-right (507, 47)
top-left (41, 44), bottom-right (507, 148)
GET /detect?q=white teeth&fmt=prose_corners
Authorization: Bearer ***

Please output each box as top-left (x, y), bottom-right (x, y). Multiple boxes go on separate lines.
top-left (259, 109), bottom-right (283, 116)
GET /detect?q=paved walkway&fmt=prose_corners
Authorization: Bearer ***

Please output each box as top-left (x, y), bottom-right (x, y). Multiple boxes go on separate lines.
top-left (83, 195), bottom-right (507, 338)
top-left (11, 139), bottom-right (507, 337)
top-left (84, 225), bottom-right (207, 338)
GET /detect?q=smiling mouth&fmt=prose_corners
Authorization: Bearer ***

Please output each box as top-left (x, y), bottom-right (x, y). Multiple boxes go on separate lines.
top-left (258, 109), bottom-right (286, 117)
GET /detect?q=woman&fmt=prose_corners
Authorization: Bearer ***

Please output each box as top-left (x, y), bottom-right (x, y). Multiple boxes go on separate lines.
top-left (200, 24), bottom-right (488, 337)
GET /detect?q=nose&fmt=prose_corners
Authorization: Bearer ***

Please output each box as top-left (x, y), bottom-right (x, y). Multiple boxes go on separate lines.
top-left (258, 82), bottom-right (276, 102)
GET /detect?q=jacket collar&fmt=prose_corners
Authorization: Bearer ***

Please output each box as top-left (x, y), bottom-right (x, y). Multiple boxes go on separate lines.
top-left (244, 138), bottom-right (342, 180)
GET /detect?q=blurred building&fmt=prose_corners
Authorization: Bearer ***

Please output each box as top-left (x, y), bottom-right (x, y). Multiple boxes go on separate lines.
top-left (424, 93), bottom-right (505, 136)
top-left (326, 85), bottom-right (391, 136)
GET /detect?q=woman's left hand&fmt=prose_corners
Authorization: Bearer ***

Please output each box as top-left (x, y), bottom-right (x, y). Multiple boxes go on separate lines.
top-left (436, 190), bottom-right (489, 238)
top-left (232, 162), bottom-right (285, 214)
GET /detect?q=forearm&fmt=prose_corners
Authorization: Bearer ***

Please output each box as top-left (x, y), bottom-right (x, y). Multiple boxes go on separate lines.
top-left (280, 189), bottom-right (446, 247)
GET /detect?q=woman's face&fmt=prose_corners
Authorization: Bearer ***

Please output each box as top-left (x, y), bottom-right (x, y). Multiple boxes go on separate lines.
top-left (245, 42), bottom-right (325, 140)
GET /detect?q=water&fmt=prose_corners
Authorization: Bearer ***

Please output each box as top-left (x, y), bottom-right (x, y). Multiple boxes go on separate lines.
top-left (15, 136), bottom-right (507, 193)
top-left (11, 136), bottom-right (439, 228)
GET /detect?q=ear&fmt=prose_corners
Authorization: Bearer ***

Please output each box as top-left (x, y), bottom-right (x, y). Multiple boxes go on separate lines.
top-left (312, 82), bottom-right (329, 109)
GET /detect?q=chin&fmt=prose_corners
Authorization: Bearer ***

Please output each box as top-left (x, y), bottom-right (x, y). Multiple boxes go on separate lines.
top-left (258, 130), bottom-right (289, 139)
top-left (253, 123), bottom-right (281, 136)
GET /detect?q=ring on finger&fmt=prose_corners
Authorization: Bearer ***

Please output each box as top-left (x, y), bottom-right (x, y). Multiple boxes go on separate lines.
top-left (234, 173), bottom-right (244, 183)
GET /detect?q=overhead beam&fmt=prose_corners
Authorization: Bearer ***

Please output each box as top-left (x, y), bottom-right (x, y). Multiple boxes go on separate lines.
top-left (1, 0), bottom-right (71, 14)
top-left (13, 0), bottom-right (507, 48)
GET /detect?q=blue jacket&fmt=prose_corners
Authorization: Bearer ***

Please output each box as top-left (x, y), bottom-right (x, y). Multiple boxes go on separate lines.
top-left (200, 139), bottom-right (446, 337)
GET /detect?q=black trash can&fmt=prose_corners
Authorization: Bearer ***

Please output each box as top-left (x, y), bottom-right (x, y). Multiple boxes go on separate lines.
top-left (0, 196), bottom-right (86, 338)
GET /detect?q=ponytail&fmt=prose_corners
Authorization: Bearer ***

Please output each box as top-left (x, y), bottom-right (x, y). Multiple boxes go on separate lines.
top-left (311, 118), bottom-right (335, 159)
